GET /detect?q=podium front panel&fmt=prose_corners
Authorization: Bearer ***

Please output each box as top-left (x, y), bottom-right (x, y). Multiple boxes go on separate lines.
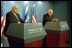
top-left (60, 21), bottom-right (69, 31)
top-left (44, 22), bottom-right (61, 31)
top-left (24, 23), bottom-right (47, 44)
top-left (5, 23), bottom-right (24, 39)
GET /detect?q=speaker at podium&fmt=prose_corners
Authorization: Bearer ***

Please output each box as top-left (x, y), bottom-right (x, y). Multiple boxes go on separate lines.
top-left (5, 23), bottom-right (47, 47)
top-left (44, 21), bottom-right (70, 47)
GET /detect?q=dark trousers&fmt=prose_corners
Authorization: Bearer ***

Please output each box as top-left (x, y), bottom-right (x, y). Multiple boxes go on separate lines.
top-left (42, 37), bottom-right (47, 47)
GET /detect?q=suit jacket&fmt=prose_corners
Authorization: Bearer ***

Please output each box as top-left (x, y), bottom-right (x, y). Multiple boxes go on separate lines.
top-left (4, 11), bottom-right (24, 36)
top-left (42, 13), bottom-right (54, 27)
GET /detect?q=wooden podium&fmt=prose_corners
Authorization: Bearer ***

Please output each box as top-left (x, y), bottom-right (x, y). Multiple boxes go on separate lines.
top-left (44, 21), bottom-right (70, 47)
top-left (5, 23), bottom-right (47, 47)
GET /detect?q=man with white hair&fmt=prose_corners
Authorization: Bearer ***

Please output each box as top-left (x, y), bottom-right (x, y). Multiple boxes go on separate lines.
top-left (4, 5), bottom-right (26, 47)
top-left (4, 5), bottom-right (25, 35)
top-left (42, 9), bottom-right (59, 47)
top-left (42, 9), bottom-right (59, 26)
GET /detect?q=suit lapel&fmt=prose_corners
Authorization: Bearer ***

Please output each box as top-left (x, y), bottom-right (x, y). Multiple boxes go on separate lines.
top-left (10, 11), bottom-right (18, 21)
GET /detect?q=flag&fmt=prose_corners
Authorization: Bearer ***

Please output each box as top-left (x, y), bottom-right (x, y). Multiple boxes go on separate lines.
top-left (1, 1), bottom-right (7, 47)
top-left (1, 36), bottom-right (3, 47)
top-left (32, 4), bottom-right (37, 23)
top-left (24, 3), bottom-right (29, 22)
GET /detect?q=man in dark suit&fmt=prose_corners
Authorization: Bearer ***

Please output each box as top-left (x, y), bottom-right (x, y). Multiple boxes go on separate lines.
top-left (42, 9), bottom-right (59, 47)
top-left (4, 5), bottom-right (29, 35)
top-left (4, 5), bottom-right (29, 47)
top-left (42, 9), bottom-right (59, 27)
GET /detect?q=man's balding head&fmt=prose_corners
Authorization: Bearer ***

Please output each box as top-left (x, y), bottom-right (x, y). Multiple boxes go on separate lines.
top-left (12, 5), bottom-right (19, 14)
top-left (48, 9), bottom-right (53, 16)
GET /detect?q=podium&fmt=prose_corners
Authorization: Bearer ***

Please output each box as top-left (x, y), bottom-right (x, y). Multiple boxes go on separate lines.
top-left (44, 21), bottom-right (70, 47)
top-left (5, 23), bottom-right (47, 47)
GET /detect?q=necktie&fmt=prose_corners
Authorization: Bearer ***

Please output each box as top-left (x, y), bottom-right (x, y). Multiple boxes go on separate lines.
top-left (15, 15), bottom-right (19, 21)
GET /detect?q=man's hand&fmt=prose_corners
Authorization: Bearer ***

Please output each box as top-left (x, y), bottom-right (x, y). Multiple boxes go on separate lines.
top-left (55, 19), bottom-right (59, 22)
top-left (18, 22), bottom-right (21, 24)
top-left (24, 21), bottom-right (29, 23)
top-left (52, 18), bottom-right (59, 22)
top-left (52, 18), bottom-right (56, 21)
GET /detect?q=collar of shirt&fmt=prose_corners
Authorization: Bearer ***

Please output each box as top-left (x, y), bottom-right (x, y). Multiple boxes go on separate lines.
top-left (47, 13), bottom-right (52, 17)
top-left (12, 11), bottom-right (16, 16)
